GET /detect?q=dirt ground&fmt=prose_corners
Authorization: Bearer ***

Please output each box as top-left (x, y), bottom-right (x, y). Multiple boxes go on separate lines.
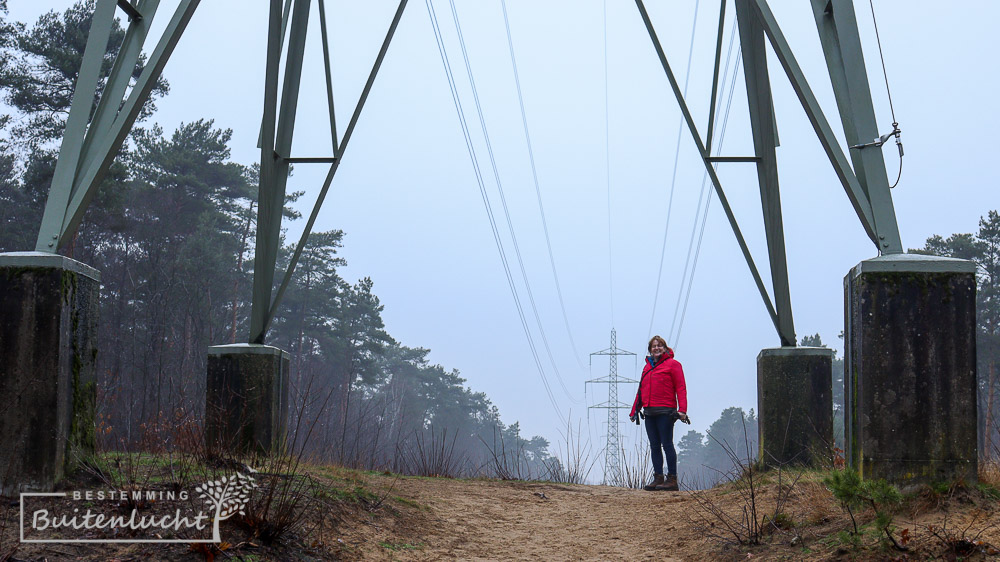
top-left (353, 478), bottom-right (692, 561)
top-left (5, 468), bottom-right (1000, 561)
top-left (336, 473), bottom-right (1000, 561)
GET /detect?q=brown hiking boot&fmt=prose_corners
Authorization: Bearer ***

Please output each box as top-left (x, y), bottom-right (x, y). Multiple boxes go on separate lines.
top-left (643, 473), bottom-right (664, 491)
top-left (656, 474), bottom-right (679, 491)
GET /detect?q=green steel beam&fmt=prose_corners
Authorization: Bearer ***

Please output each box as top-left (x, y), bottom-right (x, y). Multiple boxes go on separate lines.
top-left (811, 1), bottom-right (859, 184)
top-left (284, 157), bottom-right (337, 163)
top-left (705, 0), bottom-right (726, 152)
top-left (116, 0), bottom-right (142, 21)
top-left (278, 0), bottom-right (294, 51)
top-left (810, 0), bottom-right (901, 254)
top-left (74, 0), bottom-right (160, 196)
top-left (634, 0), bottom-right (782, 337)
top-left (263, 0), bottom-right (409, 339)
top-left (707, 156), bottom-right (759, 163)
top-left (247, 0), bottom-right (281, 342)
top-left (266, 161), bottom-right (337, 327)
top-left (34, 0), bottom-right (117, 252)
top-left (54, 0), bottom-right (200, 250)
top-left (250, 0), bottom-right (311, 344)
top-left (256, 0), bottom-right (294, 150)
top-left (735, 0), bottom-right (795, 347)
top-left (317, 0), bottom-right (339, 155)
top-left (749, 0), bottom-right (878, 247)
top-left (335, 0), bottom-right (408, 160)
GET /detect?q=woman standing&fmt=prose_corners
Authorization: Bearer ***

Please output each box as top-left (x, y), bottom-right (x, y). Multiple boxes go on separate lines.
top-left (629, 335), bottom-right (689, 491)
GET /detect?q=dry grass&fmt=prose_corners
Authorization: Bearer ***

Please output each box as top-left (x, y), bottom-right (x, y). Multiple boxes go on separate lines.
top-left (787, 477), bottom-right (842, 527)
top-left (5, 456), bottom-right (1000, 560)
top-left (2, 452), bottom-right (421, 561)
top-left (980, 459), bottom-right (1000, 487)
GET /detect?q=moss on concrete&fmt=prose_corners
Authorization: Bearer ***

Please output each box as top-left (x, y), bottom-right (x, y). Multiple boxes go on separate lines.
top-left (845, 265), bottom-right (977, 485)
top-left (206, 349), bottom-right (289, 456)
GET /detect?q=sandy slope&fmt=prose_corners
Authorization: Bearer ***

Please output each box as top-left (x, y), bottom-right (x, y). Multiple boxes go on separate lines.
top-left (7, 467), bottom-right (998, 560)
top-left (341, 478), bottom-right (721, 561)
top-left (337, 473), bottom-right (1000, 561)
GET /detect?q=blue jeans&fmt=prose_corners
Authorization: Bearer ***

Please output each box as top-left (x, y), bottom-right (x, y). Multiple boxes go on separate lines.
top-left (644, 414), bottom-right (677, 476)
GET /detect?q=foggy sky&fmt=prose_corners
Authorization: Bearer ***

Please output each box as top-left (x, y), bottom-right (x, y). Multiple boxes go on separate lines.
top-left (10, 1), bottom-right (999, 466)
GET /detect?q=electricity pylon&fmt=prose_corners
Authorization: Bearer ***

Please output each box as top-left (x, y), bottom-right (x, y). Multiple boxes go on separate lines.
top-left (587, 328), bottom-right (637, 486)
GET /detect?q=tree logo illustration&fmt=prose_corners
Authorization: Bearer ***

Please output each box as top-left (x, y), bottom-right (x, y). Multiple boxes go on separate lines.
top-left (194, 473), bottom-right (258, 542)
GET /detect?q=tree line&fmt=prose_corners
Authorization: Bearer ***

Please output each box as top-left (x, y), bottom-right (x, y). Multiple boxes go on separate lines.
top-left (910, 213), bottom-right (1000, 461)
top-left (0, 1), bottom-right (557, 478)
top-left (2, 1), bottom-right (996, 486)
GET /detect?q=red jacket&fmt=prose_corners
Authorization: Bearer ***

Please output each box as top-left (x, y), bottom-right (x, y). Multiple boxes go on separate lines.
top-left (629, 348), bottom-right (687, 417)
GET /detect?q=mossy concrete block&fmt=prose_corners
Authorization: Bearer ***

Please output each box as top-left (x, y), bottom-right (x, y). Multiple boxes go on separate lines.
top-left (206, 344), bottom-right (289, 455)
top-left (0, 252), bottom-right (100, 494)
top-left (844, 254), bottom-right (978, 484)
top-left (757, 347), bottom-right (834, 468)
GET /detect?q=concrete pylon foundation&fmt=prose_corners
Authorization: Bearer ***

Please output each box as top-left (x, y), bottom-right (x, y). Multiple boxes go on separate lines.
top-left (0, 252), bottom-right (99, 494)
top-left (757, 347), bottom-right (834, 468)
top-left (205, 344), bottom-right (289, 455)
top-left (845, 254), bottom-right (978, 484)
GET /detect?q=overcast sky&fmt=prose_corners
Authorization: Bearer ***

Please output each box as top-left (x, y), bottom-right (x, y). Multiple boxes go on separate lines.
top-left (10, 1), bottom-right (999, 470)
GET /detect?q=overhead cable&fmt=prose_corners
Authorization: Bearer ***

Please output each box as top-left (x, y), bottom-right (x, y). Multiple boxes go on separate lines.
top-left (603, 0), bottom-right (614, 329)
top-left (673, 26), bottom-right (743, 348)
top-left (424, 0), bottom-right (567, 422)
top-left (669, 16), bottom-right (738, 344)
top-left (499, 0), bottom-right (587, 371)
top-left (867, 0), bottom-right (903, 188)
top-left (446, 0), bottom-right (580, 405)
top-left (647, 0), bottom-right (700, 339)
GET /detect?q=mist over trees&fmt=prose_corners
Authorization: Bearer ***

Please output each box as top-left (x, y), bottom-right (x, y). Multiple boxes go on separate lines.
top-left (0, 1), bottom-right (557, 478)
top-left (676, 407), bottom-right (758, 488)
top-left (3, 2), bottom-right (997, 487)
top-left (911, 212), bottom-right (1000, 462)
top-left (675, 217), bottom-right (1000, 489)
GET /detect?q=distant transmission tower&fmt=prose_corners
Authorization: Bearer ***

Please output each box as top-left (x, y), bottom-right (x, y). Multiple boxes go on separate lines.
top-left (587, 328), bottom-right (637, 485)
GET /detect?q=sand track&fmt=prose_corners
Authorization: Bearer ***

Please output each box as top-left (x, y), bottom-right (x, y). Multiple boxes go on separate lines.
top-left (354, 478), bottom-right (694, 560)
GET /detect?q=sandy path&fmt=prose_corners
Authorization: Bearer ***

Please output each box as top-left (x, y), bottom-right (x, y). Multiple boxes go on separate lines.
top-left (387, 479), bottom-right (696, 561)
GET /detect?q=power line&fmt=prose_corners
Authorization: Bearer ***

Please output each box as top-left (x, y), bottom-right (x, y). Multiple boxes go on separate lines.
top-left (668, 17), bottom-right (738, 344)
top-left (647, 0), bottom-right (701, 339)
top-left (603, 0), bottom-right (614, 329)
top-left (867, 0), bottom-right (896, 123)
top-left (672, 29), bottom-right (743, 348)
top-left (499, 0), bottom-right (587, 370)
top-left (424, 0), bottom-right (566, 421)
top-left (445, 0), bottom-right (580, 404)
top-left (866, 0), bottom-right (903, 189)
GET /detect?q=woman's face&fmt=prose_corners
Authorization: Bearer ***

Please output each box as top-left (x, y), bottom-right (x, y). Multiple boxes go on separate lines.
top-left (650, 340), bottom-right (667, 358)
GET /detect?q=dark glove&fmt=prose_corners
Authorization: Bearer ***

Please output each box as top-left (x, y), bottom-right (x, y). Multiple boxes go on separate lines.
top-left (678, 412), bottom-right (691, 424)
top-left (629, 413), bottom-right (640, 425)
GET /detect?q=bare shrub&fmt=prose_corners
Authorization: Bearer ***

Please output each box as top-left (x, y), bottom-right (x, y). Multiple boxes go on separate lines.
top-left (405, 427), bottom-right (465, 478)
top-left (909, 482), bottom-right (1000, 557)
top-left (688, 414), bottom-right (802, 546)
top-left (237, 458), bottom-right (317, 545)
top-left (232, 380), bottom-right (342, 545)
top-left (922, 507), bottom-right (999, 557)
top-left (480, 424), bottom-right (537, 481)
top-left (618, 443), bottom-right (651, 489)
top-left (82, 444), bottom-right (158, 512)
top-left (546, 418), bottom-right (596, 484)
